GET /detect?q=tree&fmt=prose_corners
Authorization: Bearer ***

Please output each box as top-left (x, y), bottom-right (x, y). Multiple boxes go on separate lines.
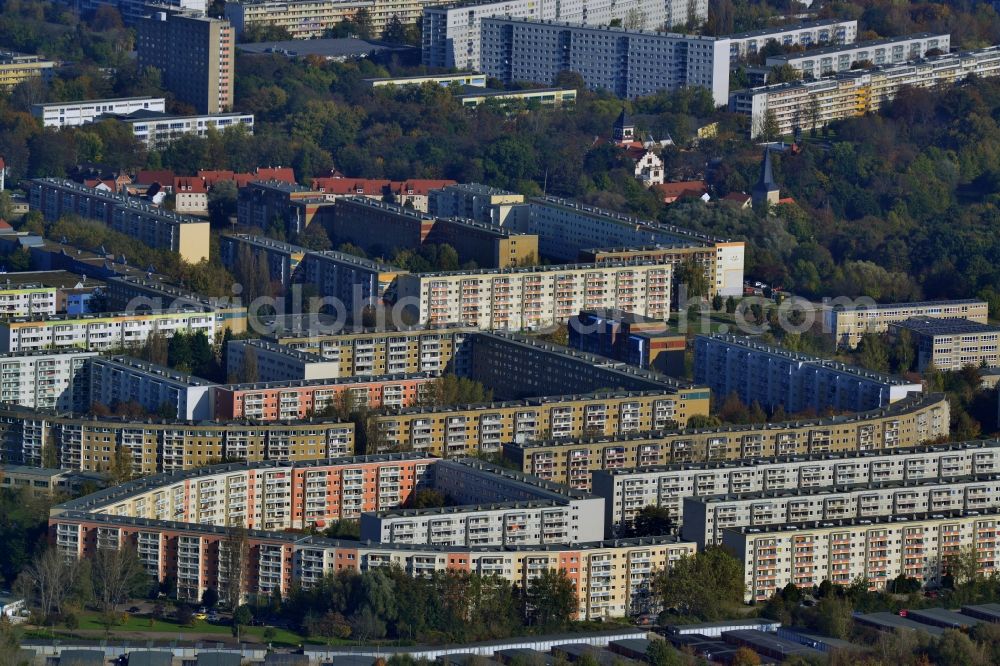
top-left (298, 222), bottom-right (332, 251)
top-left (109, 444), bottom-right (134, 484)
top-left (629, 505), bottom-right (673, 537)
top-left (891, 329), bottom-right (915, 373)
top-left (856, 333), bottom-right (890, 374)
top-left (725, 296), bottom-right (738, 314)
top-left (175, 602), bottom-right (194, 627)
top-left (18, 548), bottom-right (77, 622)
top-left (91, 545), bottom-right (149, 615)
top-left (352, 8), bottom-right (374, 39)
top-left (222, 526), bottom-right (250, 607)
top-left (381, 15), bottom-right (407, 43)
top-left (730, 648), bottom-right (760, 666)
top-left (711, 293), bottom-right (723, 311)
top-left (208, 180), bottom-right (238, 227)
top-left (202, 587), bottom-right (219, 609)
top-left (645, 639), bottom-right (686, 666)
top-left (932, 628), bottom-right (986, 666)
top-left (654, 547), bottom-right (744, 621)
top-left (524, 569), bottom-right (575, 630)
top-left (677, 260), bottom-right (709, 298)
top-left (232, 604), bottom-right (252, 639)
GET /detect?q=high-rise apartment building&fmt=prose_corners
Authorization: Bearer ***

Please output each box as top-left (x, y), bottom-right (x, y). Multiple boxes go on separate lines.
top-left (137, 11), bottom-right (234, 114)
top-left (479, 18), bottom-right (731, 105)
top-left (422, 0), bottom-right (708, 72)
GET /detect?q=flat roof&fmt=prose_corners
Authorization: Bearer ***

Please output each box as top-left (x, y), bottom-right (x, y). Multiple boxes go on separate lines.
top-left (222, 370), bottom-right (435, 391)
top-left (698, 333), bottom-right (921, 386)
top-left (97, 355), bottom-right (217, 387)
top-left (725, 506), bottom-right (1000, 536)
top-left (721, 630), bottom-right (823, 659)
top-left (0, 270), bottom-right (100, 289)
top-left (481, 16), bottom-right (721, 42)
top-left (906, 608), bottom-right (983, 628)
top-left (766, 32), bottom-right (948, 63)
top-left (890, 316), bottom-right (1000, 336)
top-left (828, 298), bottom-right (987, 312)
top-left (366, 72), bottom-right (482, 83)
top-left (32, 96), bottom-right (163, 110)
top-left (725, 18), bottom-right (855, 41)
top-left (854, 612), bottom-right (946, 636)
top-left (237, 38), bottom-right (414, 58)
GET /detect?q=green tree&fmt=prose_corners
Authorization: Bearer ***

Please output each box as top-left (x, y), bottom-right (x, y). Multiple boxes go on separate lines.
top-left (628, 505), bottom-right (673, 537)
top-left (208, 180), bottom-right (238, 227)
top-left (654, 547), bottom-right (744, 620)
top-left (856, 333), bottom-right (890, 374)
top-left (730, 647), bottom-right (760, 666)
top-left (524, 569), bottom-right (575, 630)
top-left (109, 444), bottom-right (134, 484)
top-left (232, 604), bottom-right (252, 639)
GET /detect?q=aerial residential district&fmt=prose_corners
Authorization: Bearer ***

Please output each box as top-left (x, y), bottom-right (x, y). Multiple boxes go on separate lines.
top-left (2, 0), bottom-right (1000, 664)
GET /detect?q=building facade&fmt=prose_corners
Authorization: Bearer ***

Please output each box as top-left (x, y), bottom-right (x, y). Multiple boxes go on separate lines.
top-left (88, 356), bottom-right (216, 420)
top-left (824, 299), bottom-right (989, 349)
top-left (725, 19), bottom-right (858, 61)
top-left (0, 51), bottom-right (55, 90)
top-left (506, 394), bottom-right (951, 488)
top-left (115, 111), bottom-right (254, 148)
top-left (137, 11), bottom-right (235, 114)
top-left (374, 390), bottom-right (711, 457)
top-left (889, 317), bottom-right (1000, 372)
top-left (422, 0), bottom-right (708, 71)
top-left (225, 0), bottom-right (372, 39)
top-left (480, 19), bottom-right (731, 106)
top-left (0, 284), bottom-right (58, 317)
top-left (227, 339), bottom-right (341, 382)
top-left (214, 373), bottom-right (437, 421)
top-left (684, 475), bottom-right (1000, 547)
top-left (731, 47), bottom-right (1000, 138)
top-left (394, 261), bottom-right (672, 330)
top-left (29, 178), bottom-right (212, 262)
top-left (694, 334), bottom-right (923, 414)
top-left (568, 309), bottom-right (687, 375)
top-left (591, 440), bottom-right (1000, 529)
top-left (0, 404), bottom-right (355, 472)
top-left (723, 509), bottom-right (1000, 602)
top-left (0, 349), bottom-right (97, 412)
top-left (30, 97), bottom-right (166, 128)
top-left (0, 309), bottom-right (216, 353)
top-left (764, 33), bottom-right (950, 79)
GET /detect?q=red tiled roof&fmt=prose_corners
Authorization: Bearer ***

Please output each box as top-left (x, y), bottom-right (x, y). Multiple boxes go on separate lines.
top-left (84, 179), bottom-right (117, 190)
top-left (174, 177), bottom-right (207, 193)
top-left (136, 170), bottom-right (175, 185)
top-left (255, 167), bottom-right (296, 183)
top-left (723, 192), bottom-right (751, 202)
top-left (654, 181), bottom-right (708, 198)
top-left (390, 179), bottom-right (458, 196)
top-left (198, 170), bottom-right (235, 186)
top-left (0, 219), bottom-right (12, 231)
top-left (312, 177), bottom-right (457, 196)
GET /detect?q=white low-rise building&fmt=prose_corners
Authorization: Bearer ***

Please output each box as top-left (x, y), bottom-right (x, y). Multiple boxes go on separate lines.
top-left (227, 338), bottom-right (341, 382)
top-left (106, 110), bottom-right (255, 148)
top-left (31, 97), bottom-right (166, 128)
top-left (726, 19), bottom-right (858, 61)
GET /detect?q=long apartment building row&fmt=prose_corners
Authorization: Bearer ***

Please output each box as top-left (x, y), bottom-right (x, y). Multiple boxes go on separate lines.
top-left (764, 33), bottom-right (950, 79)
top-left (225, 0), bottom-right (451, 38)
top-left (55, 453), bottom-right (436, 529)
top-left (373, 390), bottom-right (710, 458)
top-left (31, 96), bottom-right (167, 128)
top-left (0, 404), bottom-right (355, 473)
top-left (823, 299), bottom-right (989, 349)
top-left (731, 45), bottom-right (1000, 138)
top-left (430, 187), bottom-right (744, 297)
top-left (726, 19), bottom-right (858, 61)
top-left (29, 178), bottom-right (211, 263)
top-left (591, 439), bottom-right (1000, 529)
top-left (360, 459), bottom-right (605, 547)
top-left (331, 197), bottom-right (540, 269)
top-left (0, 308), bottom-right (217, 353)
top-left (694, 334), bottom-right (923, 414)
top-left (504, 393), bottom-right (951, 489)
top-left (105, 275), bottom-right (250, 334)
top-left (723, 508), bottom-right (1000, 602)
top-left (395, 260), bottom-right (672, 329)
top-left (683, 474), bottom-right (1000, 548)
top-left (422, 0), bottom-right (708, 71)
top-left (51, 509), bottom-right (694, 618)
top-left (480, 19), bottom-right (730, 105)
top-left (268, 325), bottom-right (475, 377)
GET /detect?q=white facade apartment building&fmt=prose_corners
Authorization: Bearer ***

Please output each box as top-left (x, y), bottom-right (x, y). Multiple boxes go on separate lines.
top-left (765, 33), bottom-right (950, 79)
top-left (725, 19), bottom-right (858, 61)
top-left (226, 339), bottom-right (341, 382)
top-left (685, 474), bottom-right (1000, 547)
top-left (824, 299), bottom-right (989, 349)
top-left (117, 112), bottom-right (254, 148)
top-left (694, 334), bottom-right (923, 414)
top-left (30, 97), bottom-right (166, 128)
top-left (88, 356), bottom-right (216, 420)
top-left (0, 285), bottom-right (57, 317)
top-left (723, 508), bottom-right (1000, 602)
top-left (590, 440), bottom-right (998, 528)
top-left (0, 349), bottom-right (98, 411)
top-left (394, 261), bottom-right (671, 330)
top-left (361, 498), bottom-right (605, 547)
top-left (731, 46), bottom-right (1000, 138)
top-left (480, 19), bottom-right (731, 105)
top-left (0, 309), bottom-right (217, 353)
top-left (422, 0), bottom-right (708, 71)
